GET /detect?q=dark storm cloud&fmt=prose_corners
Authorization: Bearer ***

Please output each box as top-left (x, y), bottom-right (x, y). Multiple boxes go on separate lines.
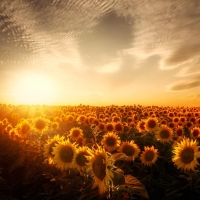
top-left (169, 79), bottom-right (200, 91)
top-left (77, 11), bottom-right (133, 67)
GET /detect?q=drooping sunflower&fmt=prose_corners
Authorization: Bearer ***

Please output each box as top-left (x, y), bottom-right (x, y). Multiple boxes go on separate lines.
top-left (16, 119), bottom-right (32, 139)
top-left (87, 145), bottom-right (114, 194)
top-left (33, 117), bottom-right (49, 133)
top-left (155, 125), bottom-right (173, 143)
top-left (43, 135), bottom-right (64, 164)
top-left (101, 132), bottom-right (120, 152)
top-left (172, 137), bottom-right (200, 171)
top-left (69, 127), bottom-right (83, 141)
top-left (140, 146), bottom-right (158, 166)
top-left (118, 141), bottom-right (140, 161)
top-left (52, 139), bottom-right (77, 171)
top-left (145, 117), bottom-right (158, 132)
top-left (74, 146), bottom-right (89, 172)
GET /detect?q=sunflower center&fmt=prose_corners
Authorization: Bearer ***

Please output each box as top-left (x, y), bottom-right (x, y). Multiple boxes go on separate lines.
top-left (180, 147), bottom-right (194, 164)
top-left (176, 129), bottom-right (183, 136)
top-left (187, 122), bottom-right (192, 128)
top-left (76, 152), bottom-right (88, 166)
top-left (147, 120), bottom-right (157, 129)
top-left (174, 118), bottom-right (179, 123)
top-left (35, 119), bottom-right (46, 130)
top-left (92, 155), bottom-right (106, 181)
top-left (192, 130), bottom-right (199, 137)
top-left (21, 124), bottom-right (30, 135)
top-left (99, 124), bottom-right (105, 131)
top-left (115, 123), bottom-right (123, 131)
top-left (144, 151), bottom-right (154, 161)
top-left (159, 129), bottom-right (170, 139)
top-left (169, 123), bottom-right (175, 129)
top-left (106, 136), bottom-right (116, 146)
top-left (122, 145), bottom-right (134, 156)
top-left (106, 124), bottom-right (114, 132)
top-left (72, 130), bottom-right (81, 137)
top-left (180, 118), bottom-right (186, 123)
top-left (59, 146), bottom-right (74, 163)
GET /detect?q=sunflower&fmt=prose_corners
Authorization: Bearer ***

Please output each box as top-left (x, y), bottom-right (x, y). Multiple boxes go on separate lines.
top-left (101, 132), bottom-right (120, 152)
top-left (168, 122), bottom-right (176, 130)
top-left (155, 125), bottom-right (173, 143)
top-left (69, 127), bottom-right (83, 141)
top-left (112, 116), bottom-right (121, 123)
top-left (145, 117), bottom-right (158, 132)
top-left (190, 127), bottom-right (200, 139)
top-left (172, 137), bottom-right (200, 171)
top-left (52, 139), bottom-right (77, 171)
top-left (43, 135), bottom-right (64, 164)
top-left (74, 146), bottom-right (89, 172)
top-left (180, 117), bottom-right (187, 124)
top-left (175, 126), bottom-right (184, 139)
top-left (33, 117), bottom-right (49, 133)
top-left (173, 117), bottom-right (180, 123)
top-left (67, 114), bottom-right (75, 123)
top-left (140, 146), bottom-right (158, 166)
top-left (105, 123), bottom-right (114, 132)
top-left (87, 145), bottom-right (114, 194)
top-left (51, 121), bottom-right (59, 130)
top-left (137, 120), bottom-right (146, 133)
top-left (118, 141), bottom-right (140, 161)
top-left (114, 122), bottom-right (124, 134)
top-left (98, 122), bottom-right (106, 132)
top-left (160, 119), bottom-right (168, 125)
top-left (16, 120), bottom-right (32, 139)
top-left (185, 121), bottom-right (193, 130)
top-left (77, 115), bottom-right (86, 124)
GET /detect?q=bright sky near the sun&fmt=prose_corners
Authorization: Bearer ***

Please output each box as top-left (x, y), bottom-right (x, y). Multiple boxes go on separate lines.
top-left (0, 0), bottom-right (200, 107)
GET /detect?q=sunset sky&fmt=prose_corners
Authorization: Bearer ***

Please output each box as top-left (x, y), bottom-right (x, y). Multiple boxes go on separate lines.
top-left (0, 0), bottom-right (200, 106)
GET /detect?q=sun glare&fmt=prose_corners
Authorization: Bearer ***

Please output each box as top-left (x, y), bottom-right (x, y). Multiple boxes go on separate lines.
top-left (12, 73), bottom-right (57, 105)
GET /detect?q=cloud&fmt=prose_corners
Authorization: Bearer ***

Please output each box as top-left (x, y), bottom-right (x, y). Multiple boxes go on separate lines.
top-left (165, 44), bottom-right (200, 67)
top-left (168, 78), bottom-right (200, 91)
top-left (77, 11), bottom-right (133, 67)
top-left (175, 58), bottom-right (200, 77)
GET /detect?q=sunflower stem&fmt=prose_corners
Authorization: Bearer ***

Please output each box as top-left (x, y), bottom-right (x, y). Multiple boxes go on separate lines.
top-left (190, 175), bottom-right (194, 200)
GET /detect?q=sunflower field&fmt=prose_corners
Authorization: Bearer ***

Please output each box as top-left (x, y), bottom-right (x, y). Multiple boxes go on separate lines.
top-left (1, 104), bottom-right (200, 200)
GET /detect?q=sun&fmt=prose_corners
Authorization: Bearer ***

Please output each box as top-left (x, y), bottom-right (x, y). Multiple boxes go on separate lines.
top-left (12, 73), bottom-right (58, 105)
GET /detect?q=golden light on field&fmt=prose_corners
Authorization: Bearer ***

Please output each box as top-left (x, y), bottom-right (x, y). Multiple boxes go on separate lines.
top-left (12, 73), bottom-right (57, 105)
